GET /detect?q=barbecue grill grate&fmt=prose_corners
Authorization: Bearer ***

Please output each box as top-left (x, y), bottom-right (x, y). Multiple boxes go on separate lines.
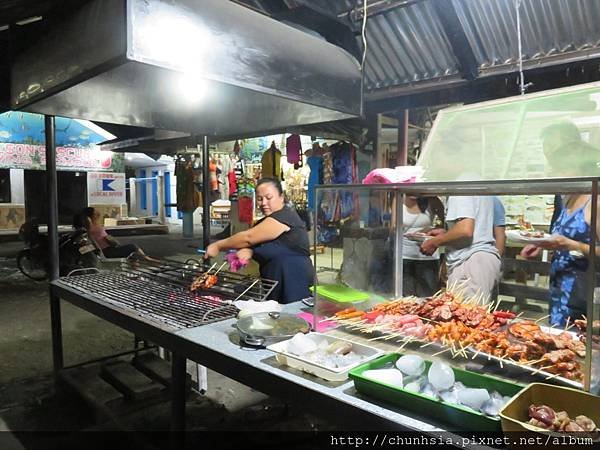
top-left (56, 256), bottom-right (278, 329)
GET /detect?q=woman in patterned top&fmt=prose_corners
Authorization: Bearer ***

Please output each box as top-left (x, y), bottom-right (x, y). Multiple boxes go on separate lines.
top-left (521, 122), bottom-right (600, 326)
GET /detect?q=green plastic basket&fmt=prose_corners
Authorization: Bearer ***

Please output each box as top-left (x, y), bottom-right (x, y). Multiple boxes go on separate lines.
top-left (349, 353), bottom-right (524, 432)
top-left (311, 284), bottom-right (369, 303)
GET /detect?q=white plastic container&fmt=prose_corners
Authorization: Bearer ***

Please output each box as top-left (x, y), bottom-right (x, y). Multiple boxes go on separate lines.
top-left (267, 333), bottom-right (384, 381)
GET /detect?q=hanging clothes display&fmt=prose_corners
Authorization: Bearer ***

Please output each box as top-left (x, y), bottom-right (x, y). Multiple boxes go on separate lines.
top-left (237, 179), bottom-right (255, 224)
top-left (306, 153), bottom-right (323, 211)
top-left (207, 159), bottom-right (220, 203)
top-left (322, 144), bottom-right (333, 184)
top-left (316, 142), bottom-right (360, 245)
top-left (219, 154), bottom-right (232, 200)
top-left (209, 160), bottom-right (218, 191)
top-left (261, 141), bottom-right (282, 179)
top-left (175, 156), bottom-right (201, 212)
top-left (286, 134), bottom-right (302, 164)
top-left (229, 156), bottom-right (244, 201)
top-left (330, 141), bottom-right (359, 221)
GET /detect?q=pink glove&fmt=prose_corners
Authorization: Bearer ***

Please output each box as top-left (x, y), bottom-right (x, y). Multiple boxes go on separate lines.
top-left (226, 252), bottom-right (249, 272)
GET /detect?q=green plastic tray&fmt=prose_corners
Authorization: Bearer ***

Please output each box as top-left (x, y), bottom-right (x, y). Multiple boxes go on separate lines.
top-left (349, 353), bottom-right (523, 432)
top-left (311, 284), bottom-right (369, 303)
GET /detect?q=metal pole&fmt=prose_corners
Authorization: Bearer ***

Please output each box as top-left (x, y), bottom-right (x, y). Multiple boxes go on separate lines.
top-left (584, 180), bottom-right (597, 392)
top-left (394, 190), bottom-right (404, 298)
top-left (157, 174), bottom-right (165, 225)
top-left (396, 109), bottom-right (408, 167)
top-left (202, 136), bottom-right (210, 248)
top-left (313, 186), bottom-right (318, 331)
top-left (170, 352), bottom-right (186, 449)
top-left (45, 115), bottom-right (63, 373)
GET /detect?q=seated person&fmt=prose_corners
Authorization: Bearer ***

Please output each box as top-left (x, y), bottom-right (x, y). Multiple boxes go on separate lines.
top-left (75, 207), bottom-right (145, 258)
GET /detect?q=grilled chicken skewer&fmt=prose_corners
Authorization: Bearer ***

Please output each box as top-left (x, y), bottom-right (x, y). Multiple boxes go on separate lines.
top-left (190, 263), bottom-right (217, 292)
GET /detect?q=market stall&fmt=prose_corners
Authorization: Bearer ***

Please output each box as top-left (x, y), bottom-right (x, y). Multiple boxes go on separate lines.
top-left (11, 0), bottom-right (600, 444)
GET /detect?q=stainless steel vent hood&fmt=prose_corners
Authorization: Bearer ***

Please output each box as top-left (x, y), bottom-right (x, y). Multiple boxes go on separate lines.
top-left (11, 0), bottom-right (362, 137)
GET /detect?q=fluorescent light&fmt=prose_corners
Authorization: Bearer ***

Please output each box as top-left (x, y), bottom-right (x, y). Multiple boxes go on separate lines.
top-left (138, 10), bottom-right (214, 72)
top-left (0, 25), bottom-right (9, 31)
top-left (175, 73), bottom-right (207, 104)
top-left (16, 16), bottom-right (42, 26)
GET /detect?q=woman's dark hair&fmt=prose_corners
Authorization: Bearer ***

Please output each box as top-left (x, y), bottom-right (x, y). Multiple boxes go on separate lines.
top-left (82, 207), bottom-right (95, 218)
top-left (417, 197), bottom-right (429, 214)
top-left (256, 177), bottom-right (283, 196)
top-left (73, 207), bottom-right (95, 229)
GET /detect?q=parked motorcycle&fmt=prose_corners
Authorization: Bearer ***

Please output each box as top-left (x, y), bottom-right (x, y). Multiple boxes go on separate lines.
top-left (17, 219), bottom-right (99, 281)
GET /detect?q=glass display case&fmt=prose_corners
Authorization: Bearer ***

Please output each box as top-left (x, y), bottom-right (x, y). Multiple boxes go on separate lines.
top-left (313, 178), bottom-right (600, 394)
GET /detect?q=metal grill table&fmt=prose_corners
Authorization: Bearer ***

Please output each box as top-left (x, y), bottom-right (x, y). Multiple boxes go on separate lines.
top-left (49, 256), bottom-right (278, 445)
top-left (55, 257), bottom-right (277, 331)
top-left (59, 272), bottom-right (237, 330)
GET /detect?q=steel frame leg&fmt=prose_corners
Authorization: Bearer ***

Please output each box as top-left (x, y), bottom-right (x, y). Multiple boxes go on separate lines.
top-left (50, 293), bottom-right (64, 374)
top-left (170, 353), bottom-right (186, 449)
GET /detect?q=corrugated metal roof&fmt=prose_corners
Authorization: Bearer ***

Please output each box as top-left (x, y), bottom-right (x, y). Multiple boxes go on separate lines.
top-left (236, 0), bottom-right (600, 96)
top-left (455, 0), bottom-right (600, 71)
top-left (363, 3), bottom-right (458, 89)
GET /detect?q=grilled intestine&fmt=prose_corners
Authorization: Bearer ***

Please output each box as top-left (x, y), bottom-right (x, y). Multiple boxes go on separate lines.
top-left (528, 404), bottom-right (599, 434)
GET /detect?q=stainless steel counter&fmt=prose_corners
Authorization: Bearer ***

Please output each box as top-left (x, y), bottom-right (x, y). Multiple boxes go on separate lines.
top-left (175, 303), bottom-right (493, 444)
top-left (50, 279), bottom-right (494, 447)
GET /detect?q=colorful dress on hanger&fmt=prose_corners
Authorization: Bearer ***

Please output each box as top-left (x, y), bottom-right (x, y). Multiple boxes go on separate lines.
top-left (175, 158), bottom-right (200, 212)
top-left (229, 158), bottom-right (244, 201)
top-left (306, 155), bottom-right (323, 211)
top-left (286, 134), bottom-right (302, 164)
top-left (219, 156), bottom-right (232, 200)
top-left (261, 143), bottom-right (282, 179)
top-left (209, 161), bottom-right (218, 191)
top-left (549, 198), bottom-right (592, 326)
top-left (237, 179), bottom-right (255, 224)
top-left (330, 141), bottom-right (359, 221)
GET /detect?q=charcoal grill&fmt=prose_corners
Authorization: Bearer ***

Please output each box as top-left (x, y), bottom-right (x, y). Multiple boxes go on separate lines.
top-left (55, 256), bottom-right (278, 330)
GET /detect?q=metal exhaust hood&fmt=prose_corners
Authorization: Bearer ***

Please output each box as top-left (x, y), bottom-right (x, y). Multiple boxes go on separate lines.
top-left (11, 0), bottom-right (362, 137)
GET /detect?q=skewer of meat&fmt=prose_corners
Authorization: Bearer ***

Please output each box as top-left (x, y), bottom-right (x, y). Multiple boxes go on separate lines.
top-left (201, 262), bottom-right (228, 289)
top-left (190, 262), bottom-right (217, 291)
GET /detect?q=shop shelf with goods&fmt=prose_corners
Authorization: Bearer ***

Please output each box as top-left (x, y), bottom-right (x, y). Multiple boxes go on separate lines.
top-left (312, 179), bottom-right (600, 395)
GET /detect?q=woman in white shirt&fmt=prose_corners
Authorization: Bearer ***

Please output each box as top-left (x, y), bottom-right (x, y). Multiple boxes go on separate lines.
top-left (403, 196), bottom-right (441, 297)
